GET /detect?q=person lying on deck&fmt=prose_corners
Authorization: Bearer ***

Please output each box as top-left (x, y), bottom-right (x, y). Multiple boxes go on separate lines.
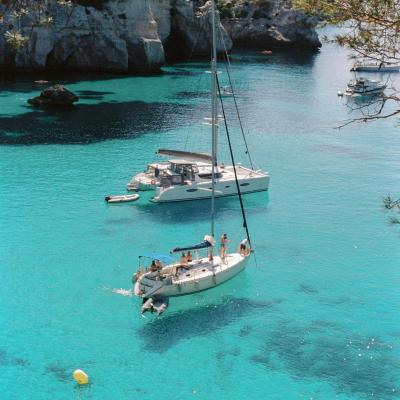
top-left (174, 253), bottom-right (190, 276)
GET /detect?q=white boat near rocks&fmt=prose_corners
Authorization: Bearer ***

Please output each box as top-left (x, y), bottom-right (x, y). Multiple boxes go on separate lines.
top-left (350, 61), bottom-right (400, 72)
top-left (344, 77), bottom-right (386, 97)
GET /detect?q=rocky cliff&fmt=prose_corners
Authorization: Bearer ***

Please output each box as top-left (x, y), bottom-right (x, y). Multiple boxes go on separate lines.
top-left (0, 0), bottom-right (320, 72)
top-left (219, 0), bottom-right (321, 51)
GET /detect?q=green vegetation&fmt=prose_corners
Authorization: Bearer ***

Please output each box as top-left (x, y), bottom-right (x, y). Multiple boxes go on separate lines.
top-left (218, 3), bottom-right (234, 19)
top-left (294, 0), bottom-right (400, 63)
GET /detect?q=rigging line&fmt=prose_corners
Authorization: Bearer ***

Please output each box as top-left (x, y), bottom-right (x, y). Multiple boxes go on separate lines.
top-left (219, 28), bottom-right (255, 170)
top-left (216, 74), bottom-right (252, 248)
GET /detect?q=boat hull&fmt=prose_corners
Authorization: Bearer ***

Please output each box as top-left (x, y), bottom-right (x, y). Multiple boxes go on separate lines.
top-left (351, 65), bottom-right (400, 72)
top-left (152, 173), bottom-right (269, 203)
top-left (344, 88), bottom-right (385, 96)
top-left (105, 194), bottom-right (140, 203)
top-left (134, 254), bottom-right (249, 298)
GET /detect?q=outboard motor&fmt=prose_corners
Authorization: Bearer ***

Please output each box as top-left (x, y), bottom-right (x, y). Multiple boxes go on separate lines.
top-left (141, 296), bottom-right (169, 316)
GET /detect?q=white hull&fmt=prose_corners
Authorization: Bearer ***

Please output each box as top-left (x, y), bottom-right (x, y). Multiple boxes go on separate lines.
top-left (152, 167), bottom-right (269, 203)
top-left (105, 194), bottom-right (139, 203)
top-left (344, 87), bottom-right (385, 96)
top-left (344, 78), bottom-right (386, 97)
top-left (134, 253), bottom-right (249, 298)
top-left (351, 65), bottom-right (400, 72)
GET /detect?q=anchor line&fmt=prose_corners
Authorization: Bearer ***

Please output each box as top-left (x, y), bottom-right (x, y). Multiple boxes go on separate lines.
top-left (216, 75), bottom-right (252, 249)
top-left (219, 29), bottom-right (254, 170)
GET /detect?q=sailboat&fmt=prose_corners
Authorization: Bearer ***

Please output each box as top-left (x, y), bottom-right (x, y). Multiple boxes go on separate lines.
top-left (126, 13), bottom-right (269, 202)
top-left (132, 0), bottom-right (252, 313)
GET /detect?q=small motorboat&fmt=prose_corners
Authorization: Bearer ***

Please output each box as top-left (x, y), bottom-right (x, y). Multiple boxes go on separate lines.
top-left (350, 61), bottom-right (400, 72)
top-left (105, 194), bottom-right (140, 203)
top-left (259, 50), bottom-right (272, 55)
top-left (344, 77), bottom-right (386, 97)
top-left (34, 80), bottom-right (49, 84)
top-left (141, 296), bottom-right (169, 316)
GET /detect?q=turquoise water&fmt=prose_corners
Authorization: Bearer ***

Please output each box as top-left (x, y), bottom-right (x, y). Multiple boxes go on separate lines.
top-left (1, 36), bottom-right (400, 399)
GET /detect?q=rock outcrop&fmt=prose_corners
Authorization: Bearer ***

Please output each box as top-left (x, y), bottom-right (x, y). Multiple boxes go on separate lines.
top-left (27, 85), bottom-right (79, 107)
top-left (219, 0), bottom-right (321, 51)
top-left (0, 0), bottom-right (165, 72)
top-left (0, 0), bottom-right (320, 72)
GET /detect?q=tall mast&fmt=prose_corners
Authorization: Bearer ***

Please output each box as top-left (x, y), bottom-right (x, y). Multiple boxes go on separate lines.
top-left (210, 0), bottom-right (218, 238)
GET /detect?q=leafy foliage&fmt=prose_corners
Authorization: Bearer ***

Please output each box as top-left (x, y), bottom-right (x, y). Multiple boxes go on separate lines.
top-left (294, 0), bottom-right (400, 63)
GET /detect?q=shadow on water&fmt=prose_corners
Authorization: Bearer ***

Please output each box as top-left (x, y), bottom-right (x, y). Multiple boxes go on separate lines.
top-left (0, 348), bottom-right (30, 367)
top-left (174, 91), bottom-right (209, 100)
top-left (297, 283), bottom-right (319, 295)
top-left (252, 320), bottom-right (399, 399)
top-left (75, 90), bottom-right (115, 101)
top-left (229, 50), bottom-right (318, 68)
top-left (137, 296), bottom-right (270, 353)
top-left (132, 192), bottom-right (270, 225)
top-left (0, 100), bottom-right (195, 145)
top-left (44, 363), bottom-right (71, 382)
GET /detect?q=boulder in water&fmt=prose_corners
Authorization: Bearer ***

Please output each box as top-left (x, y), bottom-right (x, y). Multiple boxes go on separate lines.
top-left (28, 85), bottom-right (79, 107)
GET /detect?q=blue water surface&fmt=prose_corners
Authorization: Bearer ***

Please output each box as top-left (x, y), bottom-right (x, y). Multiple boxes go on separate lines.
top-left (1, 33), bottom-right (400, 399)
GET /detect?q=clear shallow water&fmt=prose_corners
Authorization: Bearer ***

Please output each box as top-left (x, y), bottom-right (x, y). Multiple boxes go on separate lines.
top-left (1, 37), bottom-right (400, 399)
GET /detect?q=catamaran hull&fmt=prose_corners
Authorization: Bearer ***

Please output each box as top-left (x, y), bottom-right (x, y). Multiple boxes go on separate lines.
top-left (134, 254), bottom-right (249, 298)
top-left (151, 175), bottom-right (269, 203)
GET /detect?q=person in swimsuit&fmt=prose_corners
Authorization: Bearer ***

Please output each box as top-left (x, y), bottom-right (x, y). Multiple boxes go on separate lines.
top-left (175, 253), bottom-right (189, 276)
top-left (220, 233), bottom-right (228, 260)
top-left (149, 260), bottom-right (158, 272)
top-left (239, 238), bottom-right (249, 256)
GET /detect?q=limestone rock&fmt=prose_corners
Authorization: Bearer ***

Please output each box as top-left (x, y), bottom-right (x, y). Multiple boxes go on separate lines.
top-left (0, 0), bottom-right (164, 72)
top-left (219, 0), bottom-right (321, 51)
top-left (28, 85), bottom-right (79, 107)
top-left (0, 0), bottom-right (321, 72)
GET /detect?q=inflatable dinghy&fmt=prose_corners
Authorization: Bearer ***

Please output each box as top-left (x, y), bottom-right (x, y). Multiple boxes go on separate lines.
top-left (141, 296), bottom-right (169, 316)
top-left (105, 194), bottom-right (139, 203)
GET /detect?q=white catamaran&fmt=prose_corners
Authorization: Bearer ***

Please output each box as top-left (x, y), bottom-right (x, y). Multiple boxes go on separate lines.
top-left (126, 20), bottom-right (269, 203)
top-left (132, 0), bottom-right (252, 314)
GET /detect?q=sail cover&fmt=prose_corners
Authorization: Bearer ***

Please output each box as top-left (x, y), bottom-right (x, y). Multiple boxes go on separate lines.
top-left (157, 149), bottom-right (212, 162)
top-left (171, 239), bottom-right (213, 253)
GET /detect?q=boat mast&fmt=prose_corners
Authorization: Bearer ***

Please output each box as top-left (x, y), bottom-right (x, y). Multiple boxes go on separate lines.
top-left (210, 0), bottom-right (218, 238)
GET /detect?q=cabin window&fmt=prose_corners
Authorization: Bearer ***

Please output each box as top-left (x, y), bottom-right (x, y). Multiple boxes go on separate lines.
top-left (240, 183), bottom-right (250, 186)
top-left (172, 176), bottom-right (183, 184)
top-left (198, 173), bottom-right (222, 179)
top-left (225, 186), bottom-right (230, 188)
top-left (186, 189), bottom-right (198, 192)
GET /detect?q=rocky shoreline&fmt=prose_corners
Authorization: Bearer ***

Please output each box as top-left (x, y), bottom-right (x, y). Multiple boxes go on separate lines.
top-left (0, 0), bottom-right (321, 73)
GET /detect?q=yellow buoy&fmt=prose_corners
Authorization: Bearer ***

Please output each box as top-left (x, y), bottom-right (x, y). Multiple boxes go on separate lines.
top-left (73, 369), bottom-right (89, 385)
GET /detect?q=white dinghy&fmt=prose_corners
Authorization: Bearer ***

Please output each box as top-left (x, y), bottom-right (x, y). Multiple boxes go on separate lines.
top-left (105, 194), bottom-right (140, 203)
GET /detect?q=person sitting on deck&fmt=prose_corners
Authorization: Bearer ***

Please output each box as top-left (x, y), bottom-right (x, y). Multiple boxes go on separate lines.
top-left (220, 233), bottom-right (229, 260)
top-left (149, 260), bottom-right (158, 272)
top-left (149, 260), bottom-right (162, 280)
top-left (186, 251), bottom-right (193, 262)
top-left (174, 252), bottom-right (190, 276)
top-left (155, 259), bottom-right (163, 270)
top-left (239, 239), bottom-right (250, 256)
